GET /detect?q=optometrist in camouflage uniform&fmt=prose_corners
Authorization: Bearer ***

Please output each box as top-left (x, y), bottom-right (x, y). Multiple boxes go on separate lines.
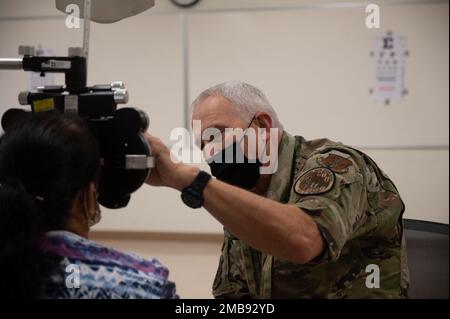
top-left (212, 132), bottom-right (409, 299)
top-left (144, 81), bottom-right (410, 299)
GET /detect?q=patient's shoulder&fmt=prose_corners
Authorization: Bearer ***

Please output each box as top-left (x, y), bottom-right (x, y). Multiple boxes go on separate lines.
top-left (40, 231), bottom-right (177, 299)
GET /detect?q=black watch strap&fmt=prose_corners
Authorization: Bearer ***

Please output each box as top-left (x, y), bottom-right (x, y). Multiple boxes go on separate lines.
top-left (181, 171), bottom-right (211, 208)
top-left (190, 171), bottom-right (211, 193)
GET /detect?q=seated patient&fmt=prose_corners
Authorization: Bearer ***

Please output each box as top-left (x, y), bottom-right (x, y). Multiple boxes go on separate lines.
top-left (0, 112), bottom-right (177, 299)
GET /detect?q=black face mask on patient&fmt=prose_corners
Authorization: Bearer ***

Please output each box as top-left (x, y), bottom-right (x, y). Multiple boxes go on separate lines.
top-left (206, 117), bottom-right (262, 190)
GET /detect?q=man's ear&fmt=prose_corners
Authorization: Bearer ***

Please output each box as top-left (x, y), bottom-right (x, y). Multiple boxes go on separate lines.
top-left (255, 112), bottom-right (273, 141)
top-left (255, 112), bottom-right (272, 129)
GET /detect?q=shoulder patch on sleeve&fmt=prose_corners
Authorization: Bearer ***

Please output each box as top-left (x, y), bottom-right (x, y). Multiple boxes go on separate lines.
top-left (317, 153), bottom-right (353, 173)
top-left (294, 167), bottom-right (335, 195)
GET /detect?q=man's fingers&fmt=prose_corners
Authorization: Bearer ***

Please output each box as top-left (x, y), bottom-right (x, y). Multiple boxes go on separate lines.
top-left (144, 132), bottom-right (166, 155)
top-left (144, 132), bottom-right (160, 145)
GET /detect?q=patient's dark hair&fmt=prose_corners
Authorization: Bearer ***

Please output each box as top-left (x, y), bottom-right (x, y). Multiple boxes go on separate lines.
top-left (0, 112), bottom-right (100, 298)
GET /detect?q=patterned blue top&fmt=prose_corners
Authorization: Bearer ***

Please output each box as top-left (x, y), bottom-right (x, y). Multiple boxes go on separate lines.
top-left (40, 231), bottom-right (178, 299)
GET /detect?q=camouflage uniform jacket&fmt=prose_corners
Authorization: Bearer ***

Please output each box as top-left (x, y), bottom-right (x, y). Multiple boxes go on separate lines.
top-left (212, 131), bottom-right (410, 299)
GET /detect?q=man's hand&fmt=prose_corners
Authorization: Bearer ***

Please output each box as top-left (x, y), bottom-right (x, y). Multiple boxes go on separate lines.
top-left (144, 133), bottom-right (199, 191)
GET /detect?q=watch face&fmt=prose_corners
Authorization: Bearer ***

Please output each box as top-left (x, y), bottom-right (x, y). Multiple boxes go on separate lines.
top-left (182, 188), bottom-right (202, 208)
top-left (170, 0), bottom-right (200, 8)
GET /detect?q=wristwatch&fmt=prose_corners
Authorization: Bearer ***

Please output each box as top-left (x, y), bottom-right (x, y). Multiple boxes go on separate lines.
top-left (181, 171), bottom-right (212, 209)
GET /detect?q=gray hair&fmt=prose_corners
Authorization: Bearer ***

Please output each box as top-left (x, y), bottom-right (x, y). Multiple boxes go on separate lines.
top-left (191, 81), bottom-right (283, 129)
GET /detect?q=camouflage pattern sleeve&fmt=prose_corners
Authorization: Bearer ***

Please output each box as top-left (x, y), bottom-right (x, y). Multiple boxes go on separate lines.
top-left (292, 149), bottom-right (367, 262)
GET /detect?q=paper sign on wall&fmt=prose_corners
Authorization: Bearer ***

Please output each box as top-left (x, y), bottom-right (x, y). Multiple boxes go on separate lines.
top-left (370, 31), bottom-right (408, 105)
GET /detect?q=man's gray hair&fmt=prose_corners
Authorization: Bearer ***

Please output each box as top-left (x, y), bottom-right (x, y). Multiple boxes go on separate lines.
top-left (191, 81), bottom-right (283, 129)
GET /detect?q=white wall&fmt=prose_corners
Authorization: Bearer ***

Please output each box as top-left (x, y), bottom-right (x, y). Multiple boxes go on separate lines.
top-left (186, 0), bottom-right (450, 225)
top-left (0, 0), bottom-right (448, 236)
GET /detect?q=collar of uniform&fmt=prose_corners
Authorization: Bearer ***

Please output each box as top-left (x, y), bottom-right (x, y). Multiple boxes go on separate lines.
top-left (264, 131), bottom-right (296, 203)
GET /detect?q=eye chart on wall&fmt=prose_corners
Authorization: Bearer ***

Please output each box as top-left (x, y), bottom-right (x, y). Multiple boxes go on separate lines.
top-left (370, 31), bottom-right (408, 105)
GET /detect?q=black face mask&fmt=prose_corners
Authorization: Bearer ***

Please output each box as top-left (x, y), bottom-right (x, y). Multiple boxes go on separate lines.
top-left (206, 117), bottom-right (262, 190)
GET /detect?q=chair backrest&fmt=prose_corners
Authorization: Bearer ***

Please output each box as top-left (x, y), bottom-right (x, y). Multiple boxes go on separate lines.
top-left (404, 219), bottom-right (449, 299)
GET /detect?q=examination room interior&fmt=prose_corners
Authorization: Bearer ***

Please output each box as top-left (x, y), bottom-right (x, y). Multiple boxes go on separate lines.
top-left (0, 0), bottom-right (448, 298)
